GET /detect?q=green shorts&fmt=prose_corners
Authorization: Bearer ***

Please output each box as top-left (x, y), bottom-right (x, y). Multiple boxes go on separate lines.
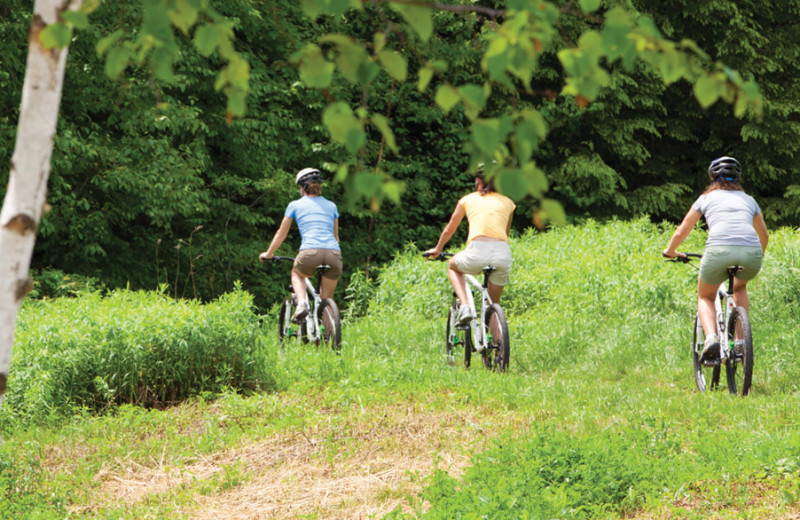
top-left (699, 245), bottom-right (763, 285)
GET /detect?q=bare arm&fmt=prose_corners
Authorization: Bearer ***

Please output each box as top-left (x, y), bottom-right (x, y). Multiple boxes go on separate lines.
top-left (753, 213), bottom-right (769, 252)
top-left (334, 218), bottom-right (339, 243)
top-left (425, 203), bottom-right (466, 256)
top-left (259, 216), bottom-right (293, 262)
top-left (663, 208), bottom-right (702, 257)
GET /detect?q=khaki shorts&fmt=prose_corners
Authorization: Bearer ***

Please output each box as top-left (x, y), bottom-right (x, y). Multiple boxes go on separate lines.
top-left (453, 240), bottom-right (512, 286)
top-left (699, 245), bottom-right (763, 285)
top-left (294, 249), bottom-right (343, 279)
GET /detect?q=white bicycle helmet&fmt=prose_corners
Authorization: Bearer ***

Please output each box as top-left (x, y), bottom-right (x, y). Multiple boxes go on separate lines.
top-left (295, 167), bottom-right (321, 185)
top-left (708, 156), bottom-right (741, 182)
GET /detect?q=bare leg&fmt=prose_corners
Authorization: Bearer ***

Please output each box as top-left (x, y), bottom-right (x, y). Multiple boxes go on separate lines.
top-left (447, 258), bottom-right (469, 305)
top-left (732, 277), bottom-right (750, 311)
top-left (697, 278), bottom-right (720, 337)
top-left (488, 281), bottom-right (504, 304)
top-left (291, 269), bottom-right (308, 303)
top-left (320, 276), bottom-right (339, 300)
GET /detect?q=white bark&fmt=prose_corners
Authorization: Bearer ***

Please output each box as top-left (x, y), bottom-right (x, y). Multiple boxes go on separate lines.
top-left (0, 0), bottom-right (83, 432)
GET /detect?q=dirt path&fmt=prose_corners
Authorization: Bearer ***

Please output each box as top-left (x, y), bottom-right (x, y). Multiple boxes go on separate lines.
top-left (87, 398), bottom-right (512, 519)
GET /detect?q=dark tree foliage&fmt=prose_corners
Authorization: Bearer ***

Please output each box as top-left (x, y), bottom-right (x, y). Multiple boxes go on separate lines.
top-left (0, 0), bottom-right (797, 308)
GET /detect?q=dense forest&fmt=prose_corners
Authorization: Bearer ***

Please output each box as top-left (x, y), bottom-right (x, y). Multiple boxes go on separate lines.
top-left (1, 0), bottom-right (798, 307)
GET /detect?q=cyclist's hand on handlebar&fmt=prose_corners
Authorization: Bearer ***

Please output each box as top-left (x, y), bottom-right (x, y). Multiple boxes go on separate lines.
top-left (422, 248), bottom-right (442, 260)
top-left (662, 249), bottom-right (686, 259)
top-left (258, 252), bottom-right (273, 263)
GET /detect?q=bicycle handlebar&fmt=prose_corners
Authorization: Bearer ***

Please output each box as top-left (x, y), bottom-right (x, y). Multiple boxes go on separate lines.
top-left (664, 252), bottom-right (702, 263)
top-left (268, 255), bottom-right (295, 263)
top-left (422, 252), bottom-right (454, 261)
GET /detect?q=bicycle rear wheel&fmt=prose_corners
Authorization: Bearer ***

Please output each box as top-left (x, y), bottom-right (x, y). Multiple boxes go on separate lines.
top-left (482, 303), bottom-right (510, 372)
top-left (726, 306), bottom-right (753, 395)
top-left (318, 298), bottom-right (342, 352)
top-left (445, 303), bottom-right (458, 366)
top-left (692, 314), bottom-right (720, 392)
top-left (278, 297), bottom-right (296, 349)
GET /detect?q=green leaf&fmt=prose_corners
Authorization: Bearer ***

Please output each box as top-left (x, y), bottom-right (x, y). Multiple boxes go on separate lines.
top-left (301, 0), bottom-right (359, 17)
top-left (97, 30), bottom-right (124, 57)
top-left (483, 37), bottom-right (509, 81)
top-left (382, 179), bottom-right (404, 204)
top-left (193, 24), bottom-right (221, 57)
top-left (579, 0), bottom-right (602, 13)
top-left (105, 46), bottom-right (132, 79)
top-left (371, 114), bottom-right (398, 153)
top-left (495, 168), bottom-right (529, 201)
top-left (292, 44), bottom-right (334, 88)
top-left (540, 199), bottom-right (567, 226)
top-left (39, 22), bottom-right (72, 49)
top-left (323, 102), bottom-right (365, 154)
top-left (378, 50), bottom-right (408, 81)
top-left (390, 3), bottom-right (433, 42)
top-left (62, 10), bottom-right (90, 30)
top-left (151, 46), bottom-right (175, 81)
top-left (168, 0), bottom-right (199, 36)
top-left (471, 117), bottom-right (513, 155)
top-left (458, 83), bottom-right (489, 121)
top-left (435, 85), bottom-right (460, 113)
top-left (418, 65), bottom-right (434, 92)
top-left (694, 75), bottom-right (722, 108)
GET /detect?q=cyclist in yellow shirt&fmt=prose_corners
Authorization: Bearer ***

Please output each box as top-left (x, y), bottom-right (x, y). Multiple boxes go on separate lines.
top-left (424, 164), bottom-right (516, 325)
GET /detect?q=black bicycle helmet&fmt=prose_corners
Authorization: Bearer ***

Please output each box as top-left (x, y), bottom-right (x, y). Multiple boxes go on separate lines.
top-left (708, 156), bottom-right (741, 182)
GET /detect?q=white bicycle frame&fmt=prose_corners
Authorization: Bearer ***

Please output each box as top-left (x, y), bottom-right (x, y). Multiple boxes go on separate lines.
top-left (460, 273), bottom-right (494, 352)
top-left (300, 277), bottom-right (323, 341)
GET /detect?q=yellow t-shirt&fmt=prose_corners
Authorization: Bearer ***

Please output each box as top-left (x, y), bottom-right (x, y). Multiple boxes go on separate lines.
top-left (459, 191), bottom-right (516, 243)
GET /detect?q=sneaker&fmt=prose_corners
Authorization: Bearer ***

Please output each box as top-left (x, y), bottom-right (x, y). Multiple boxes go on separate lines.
top-left (456, 305), bottom-right (475, 326)
top-left (702, 333), bottom-right (720, 359)
top-left (292, 301), bottom-right (309, 323)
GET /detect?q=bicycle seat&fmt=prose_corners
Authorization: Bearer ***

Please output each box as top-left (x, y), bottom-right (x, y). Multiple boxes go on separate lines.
top-left (481, 266), bottom-right (496, 273)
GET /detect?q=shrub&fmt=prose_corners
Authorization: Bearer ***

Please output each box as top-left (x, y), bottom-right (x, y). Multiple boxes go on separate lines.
top-left (2, 286), bottom-right (274, 425)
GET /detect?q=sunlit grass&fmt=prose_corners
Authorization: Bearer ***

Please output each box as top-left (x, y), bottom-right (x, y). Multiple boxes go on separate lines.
top-left (2, 218), bottom-right (800, 518)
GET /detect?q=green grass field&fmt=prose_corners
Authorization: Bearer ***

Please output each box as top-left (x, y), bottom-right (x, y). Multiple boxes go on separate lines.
top-left (2, 218), bottom-right (800, 519)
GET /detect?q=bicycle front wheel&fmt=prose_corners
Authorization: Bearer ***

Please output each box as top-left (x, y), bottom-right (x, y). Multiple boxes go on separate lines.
top-left (692, 314), bottom-right (720, 392)
top-left (483, 304), bottom-right (510, 372)
top-left (318, 298), bottom-right (342, 352)
top-left (726, 306), bottom-right (753, 395)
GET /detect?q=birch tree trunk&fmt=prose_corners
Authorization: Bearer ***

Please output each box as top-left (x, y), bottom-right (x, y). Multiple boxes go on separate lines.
top-left (0, 0), bottom-right (82, 437)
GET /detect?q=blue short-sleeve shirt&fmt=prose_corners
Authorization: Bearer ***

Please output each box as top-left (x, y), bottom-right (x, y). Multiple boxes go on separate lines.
top-left (285, 196), bottom-right (340, 251)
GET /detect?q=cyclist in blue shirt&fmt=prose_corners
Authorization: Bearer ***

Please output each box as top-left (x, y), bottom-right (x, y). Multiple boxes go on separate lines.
top-left (259, 168), bottom-right (342, 322)
top-left (663, 157), bottom-right (769, 358)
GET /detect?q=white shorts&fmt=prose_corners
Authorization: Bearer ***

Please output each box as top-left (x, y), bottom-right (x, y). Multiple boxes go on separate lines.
top-left (453, 240), bottom-right (512, 286)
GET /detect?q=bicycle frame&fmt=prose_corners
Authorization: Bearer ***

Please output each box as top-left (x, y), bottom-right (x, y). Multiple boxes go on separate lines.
top-left (711, 266), bottom-right (742, 364)
top-left (298, 277), bottom-right (323, 340)
top-left (460, 272), bottom-right (493, 352)
top-left (273, 256), bottom-right (327, 342)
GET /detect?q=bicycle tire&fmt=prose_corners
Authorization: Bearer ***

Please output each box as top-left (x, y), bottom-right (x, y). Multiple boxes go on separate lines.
top-left (318, 298), bottom-right (342, 352)
top-left (278, 297), bottom-right (295, 349)
top-left (445, 303), bottom-right (458, 366)
top-left (692, 314), bottom-right (721, 392)
top-left (726, 306), bottom-right (754, 395)
top-left (483, 304), bottom-right (510, 372)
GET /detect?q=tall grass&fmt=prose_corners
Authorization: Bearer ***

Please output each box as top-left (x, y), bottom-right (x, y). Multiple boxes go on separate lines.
top-left (2, 286), bottom-right (276, 428)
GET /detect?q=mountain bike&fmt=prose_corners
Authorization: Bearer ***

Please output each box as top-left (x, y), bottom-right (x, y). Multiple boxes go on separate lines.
top-left (668, 253), bottom-right (754, 395)
top-left (423, 252), bottom-right (510, 372)
top-left (270, 256), bottom-right (341, 352)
